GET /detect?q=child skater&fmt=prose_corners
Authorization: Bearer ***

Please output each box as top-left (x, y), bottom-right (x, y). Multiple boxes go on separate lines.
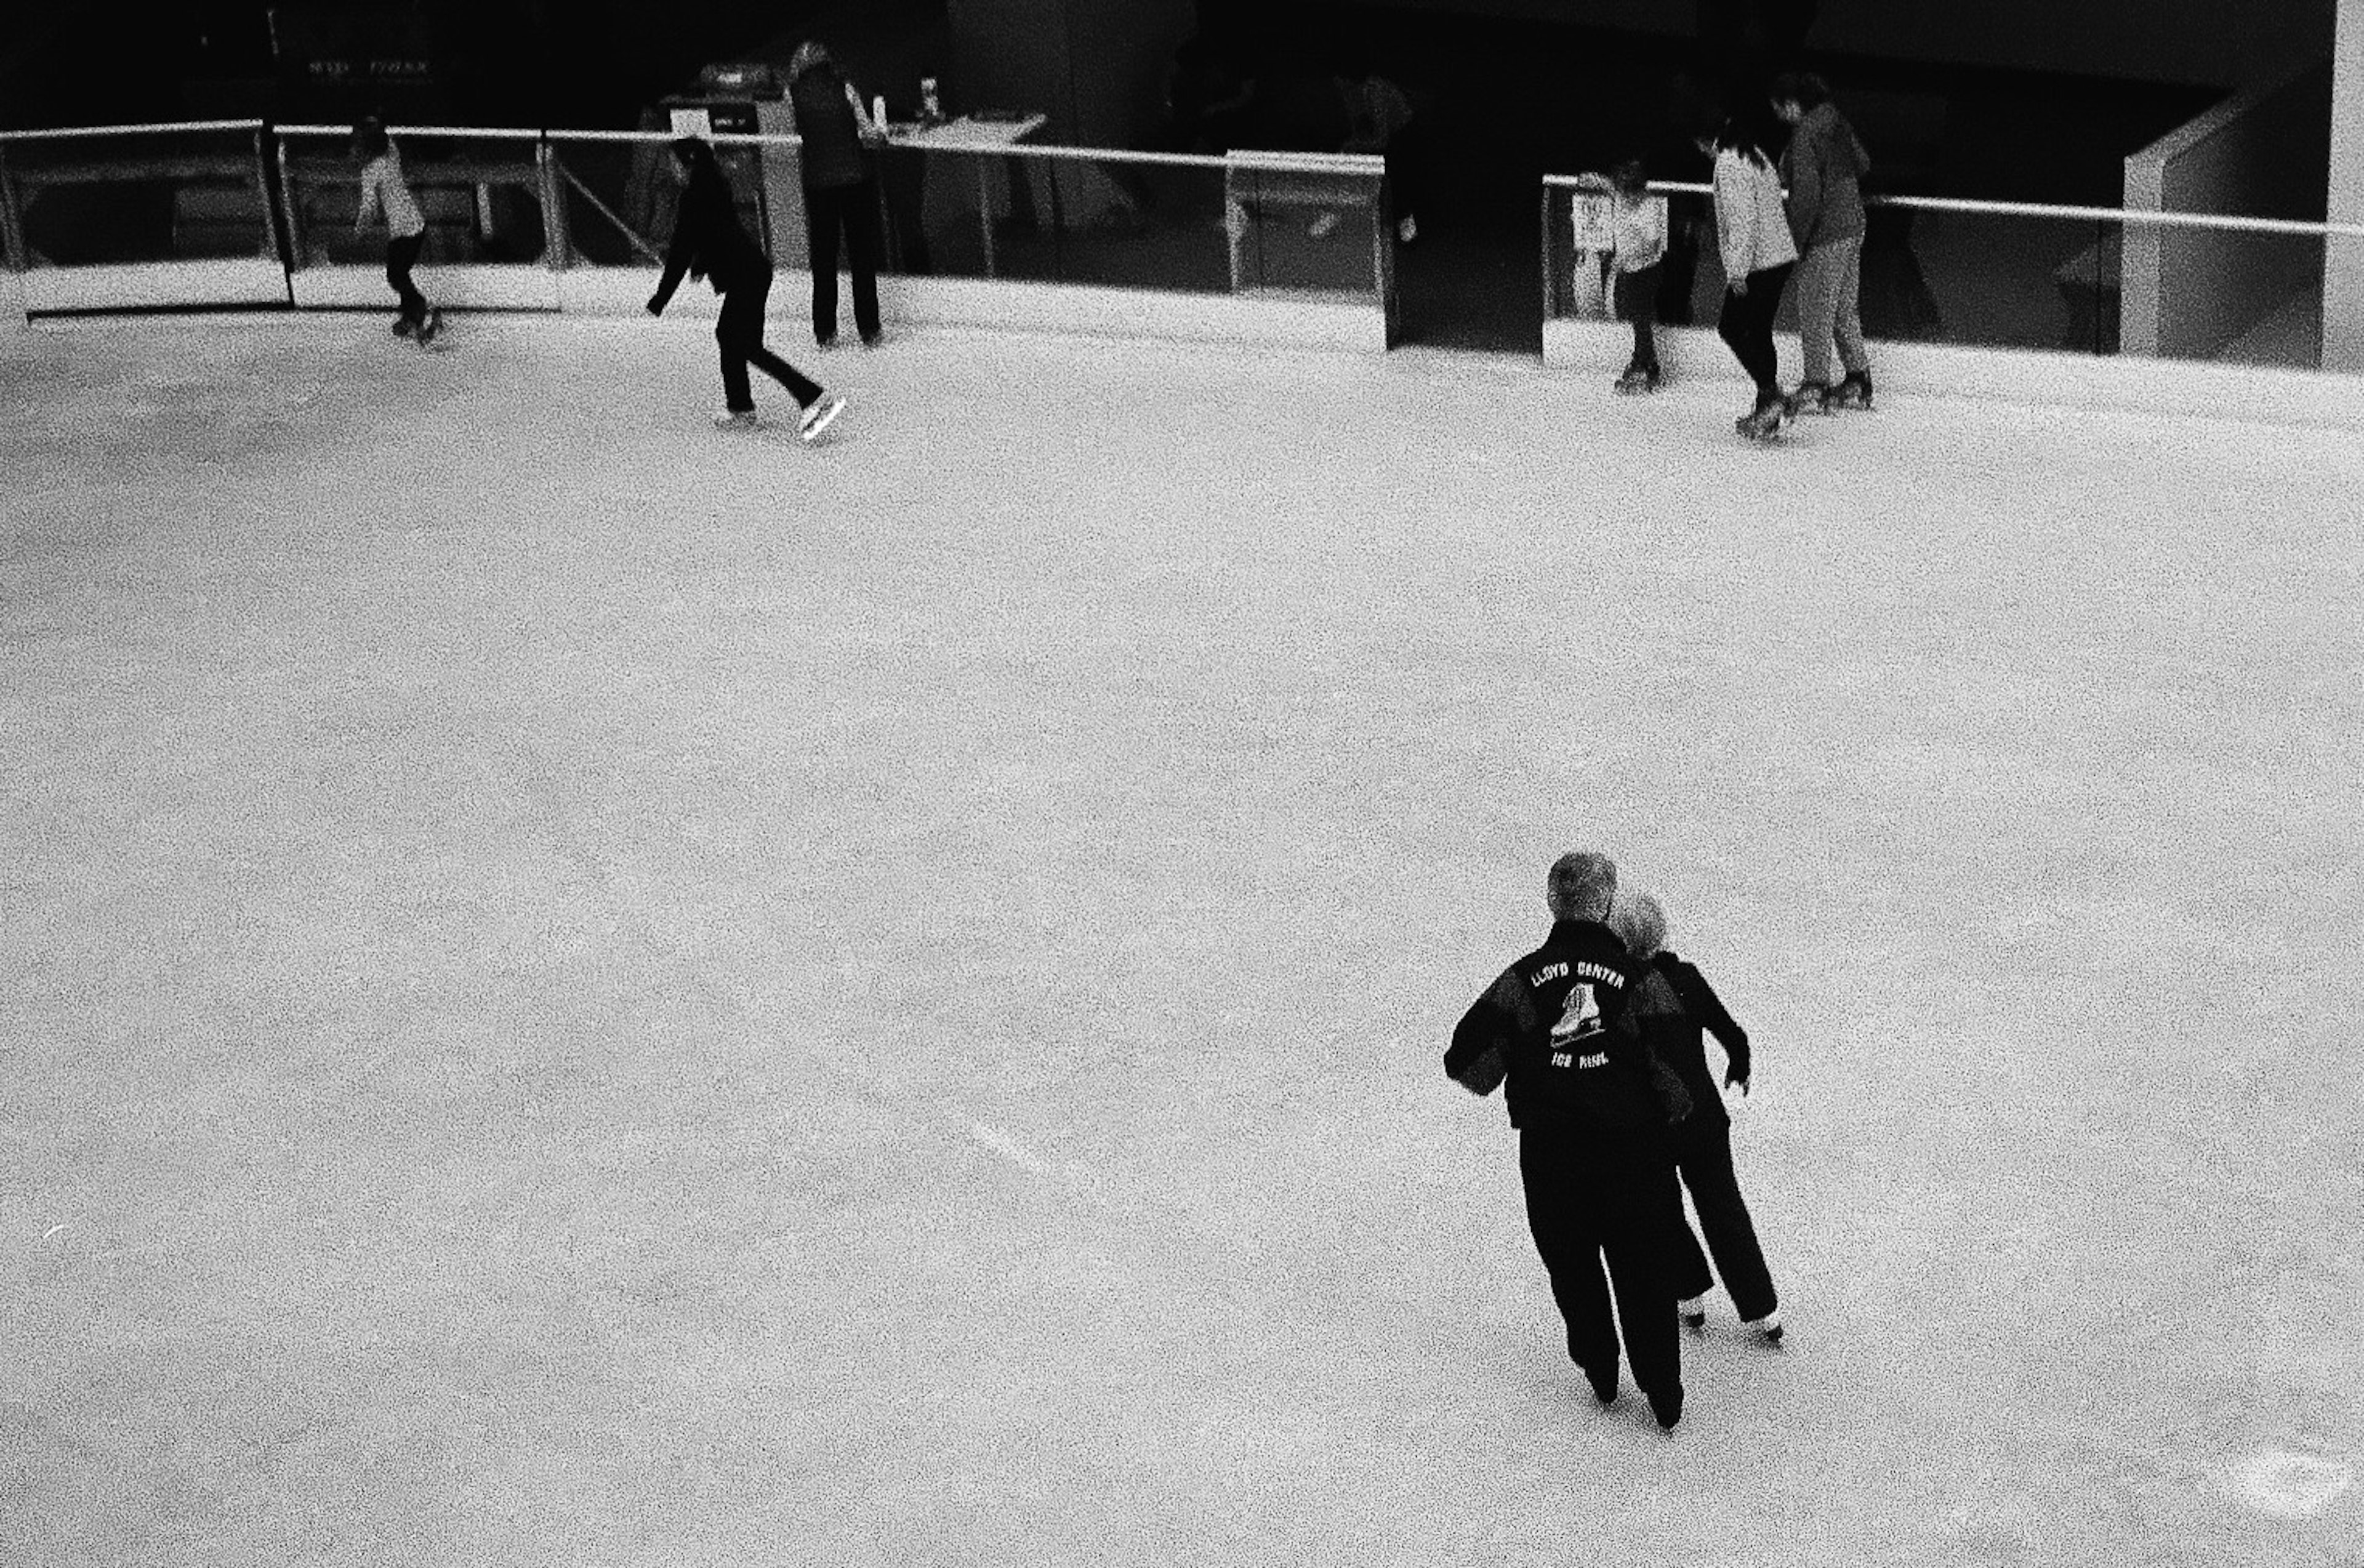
top-left (1610, 891), bottom-right (1785, 1346)
top-left (646, 137), bottom-right (846, 440)
top-left (1700, 111), bottom-right (1797, 441)
top-left (352, 118), bottom-right (438, 344)
top-left (1593, 159), bottom-right (1667, 393)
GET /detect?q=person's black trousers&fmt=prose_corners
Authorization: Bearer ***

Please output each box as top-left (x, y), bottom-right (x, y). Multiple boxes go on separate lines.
top-left (386, 232), bottom-right (428, 328)
top-left (1668, 1118), bottom-right (1779, 1322)
top-left (1716, 260), bottom-right (1793, 396)
top-left (802, 179), bottom-right (883, 344)
top-left (716, 268), bottom-right (822, 413)
top-left (1518, 1125), bottom-right (1683, 1402)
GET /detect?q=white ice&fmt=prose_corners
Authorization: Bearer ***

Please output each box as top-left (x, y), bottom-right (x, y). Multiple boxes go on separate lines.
top-left (3, 313), bottom-right (2360, 1567)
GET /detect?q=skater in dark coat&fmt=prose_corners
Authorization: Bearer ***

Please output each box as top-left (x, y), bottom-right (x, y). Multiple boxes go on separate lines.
top-left (786, 41), bottom-right (887, 348)
top-left (1612, 892), bottom-right (1783, 1344)
top-left (1445, 851), bottom-right (1695, 1431)
top-left (648, 137), bottom-right (845, 439)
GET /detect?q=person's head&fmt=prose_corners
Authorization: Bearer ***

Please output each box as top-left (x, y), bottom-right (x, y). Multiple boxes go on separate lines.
top-left (1769, 71), bottom-right (1829, 125)
top-left (668, 135), bottom-right (717, 186)
top-left (352, 116), bottom-right (388, 160)
top-left (789, 41), bottom-right (835, 81)
top-left (1546, 851), bottom-right (1617, 923)
top-left (1711, 110), bottom-right (1779, 169)
top-left (1608, 158), bottom-right (1649, 199)
top-left (1609, 892), bottom-right (1668, 960)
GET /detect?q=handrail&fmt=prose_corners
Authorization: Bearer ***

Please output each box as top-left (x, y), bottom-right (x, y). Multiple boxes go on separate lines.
top-left (275, 123), bottom-right (543, 140)
top-left (1542, 171), bottom-right (2364, 239)
top-left (0, 119), bottom-right (265, 141)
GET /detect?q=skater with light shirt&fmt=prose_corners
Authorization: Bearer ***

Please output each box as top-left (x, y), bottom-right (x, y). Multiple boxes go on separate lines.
top-left (647, 137), bottom-right (845, 439)
top-left (1580, 158), bottom-right (1667, 393)
top-left (1610, 892), bottom-right (1784, 1346)
top-left (1700, 111), bottom-right (1798, 441)
top-left (352, 118), bottom-right (438, 345)
top-left (1771, 72), bottom-right (1874, 414)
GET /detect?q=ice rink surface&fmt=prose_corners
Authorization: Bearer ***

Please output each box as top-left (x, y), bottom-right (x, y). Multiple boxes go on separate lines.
top-left (4, 313), bottom-right (2360, 1567)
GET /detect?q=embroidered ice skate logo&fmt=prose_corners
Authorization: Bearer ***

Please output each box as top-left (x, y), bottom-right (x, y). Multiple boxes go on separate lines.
top-left (1548, 984), bottom-right (1605, 1062)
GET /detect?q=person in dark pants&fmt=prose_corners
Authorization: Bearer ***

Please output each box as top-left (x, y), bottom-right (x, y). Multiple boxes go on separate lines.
top-left (351, 118), bottom-right (438, 343)
top-left (1612, 893), bottom-right (1784, 1344)
top-left (1700, 111), bottom-right (1798, 440)
top-left (787, 42), bottom-right (886, 348)
top-left (1445, 851), bottom-right (1695, 1431)
top-left (647, 138), bottom-right (845, 440)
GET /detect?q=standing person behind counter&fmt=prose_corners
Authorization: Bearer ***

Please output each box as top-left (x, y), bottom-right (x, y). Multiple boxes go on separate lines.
top-left (646, 137), bottom-right (846, 440)
top-left (1445, 851), bottom-right (1695, 1432)
top-left (786, 42), bottom-right (888, 350)
top-left (1610, 891), bottom-right (1784, 1345)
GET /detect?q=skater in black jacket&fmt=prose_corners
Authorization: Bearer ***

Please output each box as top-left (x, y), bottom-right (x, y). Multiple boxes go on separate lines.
top-left (1612, 892), bottom-right (1783, 1344)
top-left (1445, 851), bottom-right (1694, 1430)
top-left (648, 137), bottom-right (845, 439)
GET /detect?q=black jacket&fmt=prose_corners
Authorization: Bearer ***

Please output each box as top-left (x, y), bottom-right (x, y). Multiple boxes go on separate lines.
top-left (649, 166), bottom-right (770, 311)
top-left (1632, 951), bottom-right (1750, 1130)
top-left (789, 68), bottom-right (870, 190)
top-left (1445, 918), bottom-right (1691, 1133)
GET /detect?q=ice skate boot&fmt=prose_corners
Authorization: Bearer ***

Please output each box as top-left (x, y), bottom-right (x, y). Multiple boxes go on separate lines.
top-left (1831, 371), bottom-right (1875, 411)
top-left (1581, 1363), bottom-right (1618, 1407)
top-left (412, 307), bottom-right (443, 347)
top-left (712, 408), bottom-right (760, 431)
top-left (1745, 1309), bottom-right (1785, 1346)
top-left (1783, 380), bottom-right (1830, 417)
top-left (1647, 1385), bottom-right (1684, 1433)
top-left (1735, 392), bottom-right (1786, 442)
top-left (798, 393), bottom-right (847, 443)
top-left (1614, 363), bottom-right (1663, 395)
top-left (390, 316), bottom-right (415, 338)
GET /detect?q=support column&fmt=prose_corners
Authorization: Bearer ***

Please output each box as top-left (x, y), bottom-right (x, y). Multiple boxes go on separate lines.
top-left (2326, 0), bottom-right (2364, 369)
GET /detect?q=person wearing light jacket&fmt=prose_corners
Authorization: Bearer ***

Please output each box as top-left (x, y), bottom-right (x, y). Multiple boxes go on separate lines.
top-left (1700, 111), bottom-right (1798, 440)
top-left (1772, 72), bottom-right (1874, 413)
top-left (352, 118), bottom-right (437, 343)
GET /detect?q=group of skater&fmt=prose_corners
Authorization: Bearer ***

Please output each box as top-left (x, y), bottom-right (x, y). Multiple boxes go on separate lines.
top-left (1445, 850), bottom-right (1780, 1434)
top-left (1593, 71), bottom-right (1876, 441)
top-left (349, 40), bottom-right (886, 440)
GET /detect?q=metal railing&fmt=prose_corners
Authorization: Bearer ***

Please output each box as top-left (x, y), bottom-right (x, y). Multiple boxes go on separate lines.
top-left (1540, 172), bottom-right (2364, 364)
top-left (0, 120), bottom-right (1390, 316)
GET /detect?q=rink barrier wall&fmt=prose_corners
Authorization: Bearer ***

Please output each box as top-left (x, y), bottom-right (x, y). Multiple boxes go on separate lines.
top-left (550, 267), bottom-right (1386, 350)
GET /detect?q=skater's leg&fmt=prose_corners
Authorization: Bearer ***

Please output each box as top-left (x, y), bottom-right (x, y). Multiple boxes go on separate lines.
top-left (804, 185), bottom-right (844, 344)
top-left (1678, 1122), bottom-right (1779, 1322)
top-left (1831, 236), bottom-right (1869, 378)
top-left (715, 285), bottom-right (761, 412)
top-left (1617, 263), bottom-right (1660, 371)
top-left (1731, 263), bottom-right (1790, 400)
top-left (726, 269), bottom-right (824, 405)
top-left (1520, 1134), bottom-right (1620, 1387)
top-left (1601, 1148), bottom-right (1684, 1418)
top-left (387, 232), bottom-right (428, 329)
top-left (846, 177), bottom-right (885, 342)
top-left (1666, 1170), bottom-right (1716, 1303)
top-left (1791, 241), bottom-right (1842, 388)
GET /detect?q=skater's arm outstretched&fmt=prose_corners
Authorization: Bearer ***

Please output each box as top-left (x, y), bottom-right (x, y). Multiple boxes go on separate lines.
top-left (647, 187), bottom-right (702, 315)
top-left (1664, 957), bottom-right (1750, 1091)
